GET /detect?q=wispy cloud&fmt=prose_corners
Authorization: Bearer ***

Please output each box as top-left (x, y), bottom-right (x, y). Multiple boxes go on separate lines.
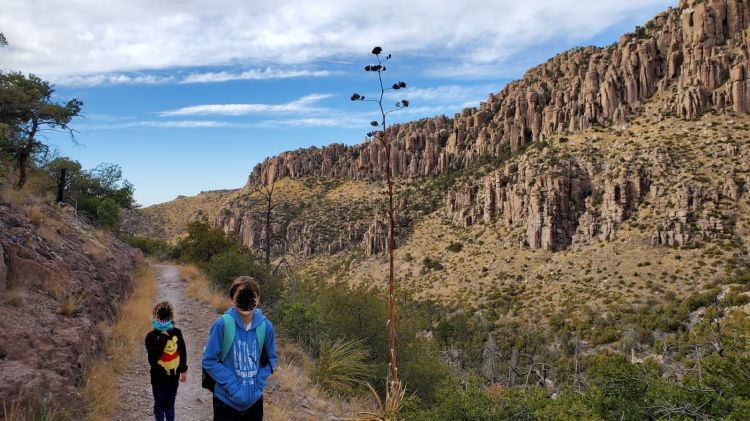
top-left (382, 84), bottom-right (498, 113)
top-left (48, 67), bottom-right (333, 87)
top-left (53, 73), bottom-right (175, 87)
top-left (83, 120), bottom-right (239, 130)
top-left (256, 116), bottom-right (367, 128)
top-left (159, 94), bottom-right (333, 117)
top-left (2, 0), bottom-right (673, 78)
top-left (181, 68), bottom-right (333, 84)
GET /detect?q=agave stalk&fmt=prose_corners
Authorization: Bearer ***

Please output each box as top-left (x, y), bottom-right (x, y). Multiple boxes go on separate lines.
top-left (351, 46), bottom-right (409, 386)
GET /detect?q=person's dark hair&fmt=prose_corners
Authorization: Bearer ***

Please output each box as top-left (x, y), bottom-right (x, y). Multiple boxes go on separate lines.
top-left (153, 301), bottom-right (174, 321)
top-left (229, 276), bottom-right (260, 299)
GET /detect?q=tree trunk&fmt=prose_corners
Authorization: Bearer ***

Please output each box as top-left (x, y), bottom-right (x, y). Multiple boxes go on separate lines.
top-left (16, 148), bottom-right (30, 188)
top-left (16, 123), bottom-right (38, 189)
top-left (56, 168), bottom-right (67, 203)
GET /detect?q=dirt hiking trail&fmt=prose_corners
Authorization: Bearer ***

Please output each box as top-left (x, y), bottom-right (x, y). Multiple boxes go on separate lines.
top-left (112, 264), bottom-right (215, 420)
top-left (111, 263), bottom-right (346, 421)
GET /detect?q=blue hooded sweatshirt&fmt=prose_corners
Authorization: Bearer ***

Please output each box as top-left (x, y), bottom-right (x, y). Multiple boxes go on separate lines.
top-left (202, 307), bottom-right (278, 411)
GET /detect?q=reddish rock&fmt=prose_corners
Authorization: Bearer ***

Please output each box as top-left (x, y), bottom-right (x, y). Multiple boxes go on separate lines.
top-left (0, 203), bottom-right (141, 406)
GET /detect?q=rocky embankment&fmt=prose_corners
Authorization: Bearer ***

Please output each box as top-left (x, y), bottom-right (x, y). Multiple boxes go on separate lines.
top-left (0, 201), bottom-right (141, 408)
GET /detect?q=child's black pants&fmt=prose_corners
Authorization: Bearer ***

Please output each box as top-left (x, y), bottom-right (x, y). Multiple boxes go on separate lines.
top-left (213, 395), bottom-right (263, 421)
top-left (152, 382), bottom-right (178, 421)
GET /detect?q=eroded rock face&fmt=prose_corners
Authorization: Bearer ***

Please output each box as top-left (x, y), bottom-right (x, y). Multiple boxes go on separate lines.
top-left (241, 1), bottom-right (750, 190)
top-left (0, 203), bottom-right (141, 407)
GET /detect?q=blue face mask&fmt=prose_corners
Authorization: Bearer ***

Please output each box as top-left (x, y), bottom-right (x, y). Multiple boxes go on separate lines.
top-left (152, 319), bottom-right (174, 331)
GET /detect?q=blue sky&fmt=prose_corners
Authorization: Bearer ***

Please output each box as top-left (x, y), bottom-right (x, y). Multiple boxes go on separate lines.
top-left (1, 0), bottom-right (675, 206)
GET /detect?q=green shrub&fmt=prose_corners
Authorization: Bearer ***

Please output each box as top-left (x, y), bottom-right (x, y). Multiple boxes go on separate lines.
top-left (585, 354), bottom-right (649, 420)
top-left (277, 291), bottom-right (326, 351)
top-left (683, 288), bottom-right (718, 312)
top-left (446, 241), bottom-right (463, 252)
top-left (96, 198), bottom-right (121, 229)
top-left (205, 248), bottom-right (264, 291)
top-left (422, 257), bottom-right (444, 271)
top-left (178, 218), bottom-right (233, 265)
top-left (123, 235), bottom-right (174, 258)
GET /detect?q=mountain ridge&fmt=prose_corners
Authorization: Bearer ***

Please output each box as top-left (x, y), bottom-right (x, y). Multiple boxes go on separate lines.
top-left (240, 0), bottom-right (750, 189)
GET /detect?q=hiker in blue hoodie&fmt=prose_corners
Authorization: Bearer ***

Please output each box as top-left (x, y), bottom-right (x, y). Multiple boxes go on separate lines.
top-left (202, 276), bottom-right (277, 421)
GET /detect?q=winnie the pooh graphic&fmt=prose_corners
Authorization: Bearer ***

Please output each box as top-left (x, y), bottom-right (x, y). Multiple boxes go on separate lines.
top-left (157, 335), bottom-right (181, 375)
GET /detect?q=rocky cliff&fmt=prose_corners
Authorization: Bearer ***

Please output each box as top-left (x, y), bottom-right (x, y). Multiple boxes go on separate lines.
top-left (219, 0), bottom-right (750, 256)
top-left (244, 0), bottom-right (750, 187)
top-left (0, 199), bottom-right (141, 409)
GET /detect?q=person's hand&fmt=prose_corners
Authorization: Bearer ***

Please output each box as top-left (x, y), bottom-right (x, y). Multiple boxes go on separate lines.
top-left (180, 372), bottom-right (187, 383)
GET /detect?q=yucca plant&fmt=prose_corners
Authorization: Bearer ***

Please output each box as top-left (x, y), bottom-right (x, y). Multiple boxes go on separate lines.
top-left (312, 339), bottom-right (374, 395)
top-left (352, 380), bottom-right (406, 421)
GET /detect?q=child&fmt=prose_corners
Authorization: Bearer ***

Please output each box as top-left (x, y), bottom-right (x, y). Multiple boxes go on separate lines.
top-left (145, 301), bottom-right (188, 421)
top-left (202, 276), bottom-right (278, 421)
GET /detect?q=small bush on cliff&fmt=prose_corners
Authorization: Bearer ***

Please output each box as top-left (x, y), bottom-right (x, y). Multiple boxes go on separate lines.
top-left (96, 198), bottom-right (121, 230)
top-left (446, 241), bottom-right (463, 252)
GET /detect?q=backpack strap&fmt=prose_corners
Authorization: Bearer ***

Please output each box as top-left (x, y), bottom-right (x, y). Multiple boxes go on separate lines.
top-left (220, 314), bottom-right (235, 362)
top-left (256, 319), bottom-right (267, 351)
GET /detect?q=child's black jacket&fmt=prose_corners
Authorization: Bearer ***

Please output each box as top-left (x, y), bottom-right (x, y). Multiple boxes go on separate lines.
top-left (145, 327), bottom-right (188, 385)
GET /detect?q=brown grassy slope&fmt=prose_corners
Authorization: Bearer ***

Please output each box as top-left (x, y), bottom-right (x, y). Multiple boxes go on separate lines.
top-left (123, 189), bottom-right (240, 240)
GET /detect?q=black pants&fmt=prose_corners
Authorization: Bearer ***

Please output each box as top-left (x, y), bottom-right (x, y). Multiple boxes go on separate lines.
top-left (152, 382), bottom-right (178, 421)
top-left (213, 396), bottom-right (263, 421)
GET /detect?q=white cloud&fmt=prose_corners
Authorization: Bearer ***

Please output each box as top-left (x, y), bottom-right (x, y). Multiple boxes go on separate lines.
top-left (46, 67), bottom-right (331, 87)
top-left (159, 94), bottom-right (333, 117)
top-left (385, 84), bottom-right (497, 105)
top-left (0, 0), bottom-right (674, 77)
top-left (181, 68), bottom-right (333, 84)
top-left (83, 120), bottom-right (238, 129)
top-left (52, 73), bottom-right (175, 87)
top-left (257, 117), bottom-right (366, 128)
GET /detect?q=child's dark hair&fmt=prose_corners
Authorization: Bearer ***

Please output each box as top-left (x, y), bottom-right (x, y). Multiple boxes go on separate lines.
top-left (153, 301), bottom-right (174, 321)
top-left (229, 276), bottom-right (260, 299)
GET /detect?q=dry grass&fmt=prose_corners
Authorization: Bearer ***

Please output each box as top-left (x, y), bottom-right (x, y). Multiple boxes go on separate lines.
top-left (84, 240), bottom-right (107, 263)
top-left (2, 388), bottom-right (67, 421)
top-left (181, 264), bottom-right (230, 312)
top-left (0, 171), bottom-right (53, 209)
top-left (93, 229), bottom-right (111, 247)
top-left (266, 340), bottom-right (371, 421)
top-left (82, 265), bottom-right (158, 420)
top-left (37, 211), bottom-right (66, 243)
top-left (0, 287), bottom-right (26, 307)
top-left (351, 380), bottom-right (406, 421)
top-left (325, 180), bottom-right (381, 202)
top-left (27, 206), bottom-right (45, 227)
top-left (0, 183), bottom-right (37, 209)
top-left (45, 273), bottom-right (68, 301)
top-left (58, 290), bottom-right (88, 317)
